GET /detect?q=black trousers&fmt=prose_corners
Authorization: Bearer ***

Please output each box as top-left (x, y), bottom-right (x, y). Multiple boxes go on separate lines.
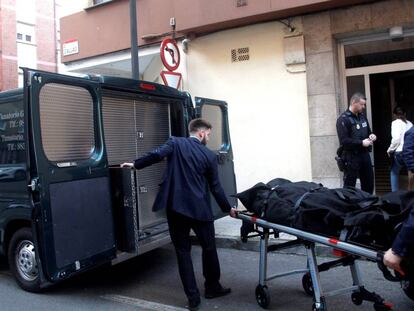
top-left (343, 151), bottom-right (374, 194)
top-left (167, 210), bottom-right (221, 300)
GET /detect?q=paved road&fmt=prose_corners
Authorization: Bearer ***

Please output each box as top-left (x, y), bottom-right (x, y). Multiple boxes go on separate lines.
top-left (0, 245), bottom-right (413, 311)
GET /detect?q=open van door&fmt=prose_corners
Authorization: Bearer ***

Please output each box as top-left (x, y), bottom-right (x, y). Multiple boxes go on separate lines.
top-left (195, 97), bottom-right (237, 218)
top-left (24, 69), bottom-right (116, 286)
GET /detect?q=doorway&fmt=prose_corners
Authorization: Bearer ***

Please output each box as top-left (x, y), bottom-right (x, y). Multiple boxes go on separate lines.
top-left (339, 34), bottom-right (414, 194)
top-left (370, 70), bottom-right (414, 193)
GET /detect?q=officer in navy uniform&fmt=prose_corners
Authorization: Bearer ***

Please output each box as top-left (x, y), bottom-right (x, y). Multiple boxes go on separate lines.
top-left (336, 92), bottom-right (377, 194)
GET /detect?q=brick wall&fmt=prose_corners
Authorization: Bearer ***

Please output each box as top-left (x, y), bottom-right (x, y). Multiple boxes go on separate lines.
top-left (0, 0), bottom-right (57, 91)
top-left (36, 0), bottom-right (57, 72)
top-left (1, 1), bottom-right (18, 90)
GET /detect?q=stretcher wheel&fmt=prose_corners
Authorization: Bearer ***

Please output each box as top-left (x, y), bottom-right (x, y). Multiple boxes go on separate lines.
top-left (312, 301), bottom-right (327, 311)
top-left (255, 284), bottom-right (270, 308)
top-left (351, 292), bottom-right (363, 305)
top-left (302, 273), bottom-right (314, 296)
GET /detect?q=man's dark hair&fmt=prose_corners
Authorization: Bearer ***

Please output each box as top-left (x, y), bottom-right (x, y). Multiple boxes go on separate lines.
top-left (350, 92), bottom-right (366, 105)
top-left (188, 118), bottom-right (212, 133)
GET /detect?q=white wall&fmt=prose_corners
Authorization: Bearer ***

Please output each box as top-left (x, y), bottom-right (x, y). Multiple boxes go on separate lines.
top-left (181, 21), bottom-right (312, 192)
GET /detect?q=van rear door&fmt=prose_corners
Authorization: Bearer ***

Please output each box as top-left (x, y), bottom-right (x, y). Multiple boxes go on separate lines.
top-left (195, 97), bottom-right (237, 218)
top-left (24, 69), bottom-right (116, 283)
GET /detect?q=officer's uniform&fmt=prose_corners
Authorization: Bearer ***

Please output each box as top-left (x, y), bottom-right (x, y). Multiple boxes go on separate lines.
top-left (336, 110), bottom-right (374, 194)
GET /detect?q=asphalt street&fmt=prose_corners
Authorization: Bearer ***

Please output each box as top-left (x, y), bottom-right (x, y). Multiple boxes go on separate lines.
top-left (0, 244), bottom-right (413, 311)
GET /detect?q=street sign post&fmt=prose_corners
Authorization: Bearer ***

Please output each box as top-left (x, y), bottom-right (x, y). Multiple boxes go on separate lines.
top-left (160, 38), bottom-right (182, 89)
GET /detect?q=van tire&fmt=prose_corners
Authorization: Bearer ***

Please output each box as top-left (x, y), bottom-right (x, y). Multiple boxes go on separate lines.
top-left (8, 227), bottom-right (42, 292)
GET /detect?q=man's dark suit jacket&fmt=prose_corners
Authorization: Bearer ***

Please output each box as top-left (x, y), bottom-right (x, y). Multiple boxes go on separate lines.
top-left (134, 136), bottom-right (232, 221)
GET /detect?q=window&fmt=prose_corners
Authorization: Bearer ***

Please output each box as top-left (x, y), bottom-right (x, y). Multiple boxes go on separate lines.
top-left (0, 99), bottom-right (27, 182)
top-left (16, 23), bottom-right (36, 44)
top-left (16, 22), bottom-right (37, 87)
top-left (201, 105), bottom-right (224, 151)
top-left (39, 84), bottom-right (95, 162)
top-left (344, 36), bottom-right (414, 69)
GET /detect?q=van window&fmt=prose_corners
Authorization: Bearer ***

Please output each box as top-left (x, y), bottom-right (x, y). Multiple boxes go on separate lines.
top-left (0, 100), bottom-right (26, 182)
top-left (201, 105), bottom-right (223, 151)
top-left (39, 83), bottom-right (95, 162)
top-left (0, 101), bottom-right (25, 164)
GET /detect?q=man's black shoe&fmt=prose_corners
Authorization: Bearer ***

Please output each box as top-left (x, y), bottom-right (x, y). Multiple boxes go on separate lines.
top-left (204, 287), bottom-right (231, 299)
top-left (187, 297), bottom-right (201, 311)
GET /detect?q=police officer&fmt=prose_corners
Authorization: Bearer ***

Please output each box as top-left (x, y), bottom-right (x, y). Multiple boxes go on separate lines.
top-left (336, 92), bottom-right (377, 194)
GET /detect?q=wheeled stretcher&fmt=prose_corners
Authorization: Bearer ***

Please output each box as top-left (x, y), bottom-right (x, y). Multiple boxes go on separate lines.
top-left (236, 211), bottom-right (406, 311)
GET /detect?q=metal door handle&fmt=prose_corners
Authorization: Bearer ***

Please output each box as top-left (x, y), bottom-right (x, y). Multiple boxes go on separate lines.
top-left (28, 178), bottom-right (39, 191)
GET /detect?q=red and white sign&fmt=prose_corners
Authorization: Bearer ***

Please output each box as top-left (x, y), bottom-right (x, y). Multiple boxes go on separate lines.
top-left (62, 39), bottom-right (79, 56)
top-left (160, 38), bottom-right (180, 71)
top-left (160, 71), bottom-right (182, 89)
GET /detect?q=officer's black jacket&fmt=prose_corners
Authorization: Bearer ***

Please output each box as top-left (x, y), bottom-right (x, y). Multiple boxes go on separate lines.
top-left (336, 109), bottom-right (372, 154)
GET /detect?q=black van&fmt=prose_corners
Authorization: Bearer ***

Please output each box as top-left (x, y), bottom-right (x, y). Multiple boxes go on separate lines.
top-left (0, 68), bottom-right (236, 292)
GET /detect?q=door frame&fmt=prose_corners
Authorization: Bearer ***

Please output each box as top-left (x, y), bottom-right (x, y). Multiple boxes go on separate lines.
top-left (24, 69), bottom-right (116, 283)
top-left (194, 97), bottom-right (237, 218)
top-left (337, 33), bottom-right (414, 192)
top-left (338, 31), bottom-right (414, 126)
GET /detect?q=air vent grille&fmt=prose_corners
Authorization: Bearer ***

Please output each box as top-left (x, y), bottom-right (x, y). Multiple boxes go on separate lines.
top-left (231, 47), bottom-right (250, 62)
top-left (236, 0), bottom-right (247, 7)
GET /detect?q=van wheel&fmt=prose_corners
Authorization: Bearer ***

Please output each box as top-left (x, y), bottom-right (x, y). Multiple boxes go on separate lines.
top-left (8, 227), bottom-right (42, 292)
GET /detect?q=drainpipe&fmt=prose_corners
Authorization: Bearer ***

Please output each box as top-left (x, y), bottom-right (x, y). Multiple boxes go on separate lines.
top-left (129, 0), bottom-right (139, 79)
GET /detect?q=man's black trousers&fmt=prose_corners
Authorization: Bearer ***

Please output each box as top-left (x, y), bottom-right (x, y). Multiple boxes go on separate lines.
top-left (167, 210), bottom-right (221, 301)
top-left (343, 151), bottom-right (374, 194)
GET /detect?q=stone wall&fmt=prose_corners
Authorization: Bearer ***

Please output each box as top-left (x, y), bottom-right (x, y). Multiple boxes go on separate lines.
top-left (302, 12), bottom-right (340, 188)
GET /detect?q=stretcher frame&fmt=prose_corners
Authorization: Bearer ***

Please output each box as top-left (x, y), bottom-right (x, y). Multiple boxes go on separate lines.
top-left (236, 211), bottom-right (397, 311)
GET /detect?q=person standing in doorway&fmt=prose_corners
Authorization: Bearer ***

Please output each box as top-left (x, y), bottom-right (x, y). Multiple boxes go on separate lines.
top-left (336, 92), bottom-right (377, 194)
top-left (387, 106), bottom-right (413, 192)
top-left (121, 118), bottom-right (236, 311)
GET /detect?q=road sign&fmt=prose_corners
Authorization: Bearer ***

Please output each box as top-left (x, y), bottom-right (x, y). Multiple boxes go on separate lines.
top-left (160, 38), bottom-right (180, 71)
top-left (160, 71), bottom-right (182, 89)
top-left (62, 39), bottom-right (79, 56)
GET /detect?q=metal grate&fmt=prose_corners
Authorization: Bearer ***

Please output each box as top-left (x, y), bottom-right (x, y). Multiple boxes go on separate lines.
top-left (135, 100), bottom-right (170, 229)
top-left (39, 83), bottom-right (95, 162)
top-left (231, 47), bottom-right (250, 62)
top-left (102, 96), bottom-right (137, 165)
top-left (236, 0), bottom-right (247, 7)
top-left (102, 92), bottom-right (171, 229)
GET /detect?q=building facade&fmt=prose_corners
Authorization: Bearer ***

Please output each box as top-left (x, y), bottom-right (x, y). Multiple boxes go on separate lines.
top-left (0, 0), bottom-right (87, 91)
top-left (59, 0), bottom-right (414, 194)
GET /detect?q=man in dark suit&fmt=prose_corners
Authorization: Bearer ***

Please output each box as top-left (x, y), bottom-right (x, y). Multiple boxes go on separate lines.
top-left (121, 118), bottom-right (236, 311)
top-left (383, 127), bottom-right (414, 275)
